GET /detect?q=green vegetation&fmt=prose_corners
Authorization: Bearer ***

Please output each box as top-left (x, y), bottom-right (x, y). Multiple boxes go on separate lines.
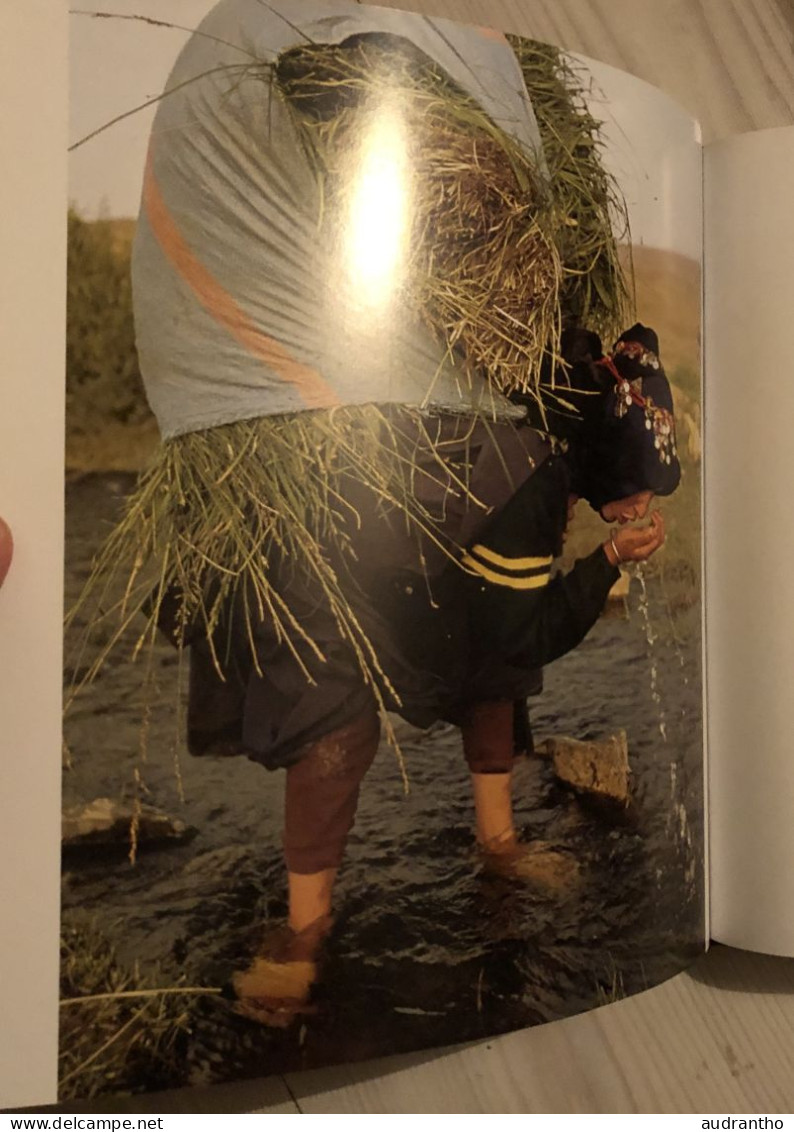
top-left (66, 210), bottom-right (156, 470)
top-left (669, 363), bottom-right (700, 404)
top-left (507, 37), bottom-right (631, 339)
top-left (59, 919), bottom-right (200, 1100)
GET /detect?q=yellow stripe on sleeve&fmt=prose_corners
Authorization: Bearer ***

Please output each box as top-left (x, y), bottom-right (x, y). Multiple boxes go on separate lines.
top-left (462, 554), bottom-right (551, 590)
top-left (469, 544), bottom-right (553, 572)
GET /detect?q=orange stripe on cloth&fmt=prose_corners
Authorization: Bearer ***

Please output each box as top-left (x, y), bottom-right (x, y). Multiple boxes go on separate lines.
top-left (142, 153), bottom-right (340, 411)
top-left (475, 25), bottom-right (509, 44)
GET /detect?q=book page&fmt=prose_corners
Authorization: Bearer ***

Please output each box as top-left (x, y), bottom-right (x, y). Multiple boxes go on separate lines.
top-left (705, 126), bottom-right (794, 956)
top-left (2, 0), bottom-right (705, 1108)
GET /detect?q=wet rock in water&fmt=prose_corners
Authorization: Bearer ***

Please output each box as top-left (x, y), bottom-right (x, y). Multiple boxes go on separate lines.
top-left (62, 797), bottom-right (197, 854)
top-left (535, 731), bottom-right (630, 807)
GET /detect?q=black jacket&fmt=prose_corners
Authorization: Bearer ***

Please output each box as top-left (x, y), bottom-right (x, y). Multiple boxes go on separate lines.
top-left (173, 415), bottom-right (620, 767)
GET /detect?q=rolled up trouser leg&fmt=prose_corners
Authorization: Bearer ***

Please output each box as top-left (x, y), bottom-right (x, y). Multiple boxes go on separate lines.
top-left (283, 706), bottom-right (380, 874)
top-left (512, 698), bottom-right (534, 758)
top-left (462, 699), bottom-right (516, 775)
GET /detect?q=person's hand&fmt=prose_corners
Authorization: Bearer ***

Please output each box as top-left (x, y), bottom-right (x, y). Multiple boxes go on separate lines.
top-left (0, 518), bottom-right (13, 589)
top-left (603, 511), bottom-right (665, 566)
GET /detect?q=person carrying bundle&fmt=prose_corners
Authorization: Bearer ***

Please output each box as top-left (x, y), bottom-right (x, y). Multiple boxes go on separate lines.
top-left (221, 319), bottom-right (677, 1023)
top-left (70, 1), bottom-right (680, 1024)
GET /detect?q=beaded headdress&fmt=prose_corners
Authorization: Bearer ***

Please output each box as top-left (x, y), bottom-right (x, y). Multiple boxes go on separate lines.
top-left (597, 340), bottom-right (678, 468)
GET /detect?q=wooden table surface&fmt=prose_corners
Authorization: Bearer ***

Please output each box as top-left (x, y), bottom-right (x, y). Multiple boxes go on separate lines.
top-left (53, 0), bottom-right (794, 1115)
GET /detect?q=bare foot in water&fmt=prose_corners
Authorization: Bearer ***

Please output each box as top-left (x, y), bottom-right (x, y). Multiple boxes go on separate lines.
top-left (231, 914), bottom-right (332, 1028)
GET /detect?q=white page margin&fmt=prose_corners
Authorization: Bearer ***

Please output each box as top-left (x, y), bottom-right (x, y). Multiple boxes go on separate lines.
top-left (0, 0), bottom-right (66, 1109)
top-left (706, 126), bottom-right (794, 955)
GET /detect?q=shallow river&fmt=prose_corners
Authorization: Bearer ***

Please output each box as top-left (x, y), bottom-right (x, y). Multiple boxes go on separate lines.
top-left (63, 473), bottom-right (704, 1092)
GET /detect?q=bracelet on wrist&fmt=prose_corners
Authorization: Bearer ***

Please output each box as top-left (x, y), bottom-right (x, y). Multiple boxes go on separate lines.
top-left (609, 530), bottom-right (622, 565)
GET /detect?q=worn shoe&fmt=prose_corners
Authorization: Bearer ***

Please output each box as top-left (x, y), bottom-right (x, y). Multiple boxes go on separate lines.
top-left (230, 914), bottom-right (332, 1028)
top-left (479, 837), bottom-right (581, 892)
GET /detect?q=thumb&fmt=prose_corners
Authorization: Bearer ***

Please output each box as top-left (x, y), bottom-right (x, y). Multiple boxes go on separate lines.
top-left (0, 518), bottom-right (13, 590)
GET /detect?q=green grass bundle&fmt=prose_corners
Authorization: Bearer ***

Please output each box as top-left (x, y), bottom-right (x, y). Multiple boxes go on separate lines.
top-left (508, 37), bottom-right (632, 338)
top-left (66, 407), bottom-right (478, 757)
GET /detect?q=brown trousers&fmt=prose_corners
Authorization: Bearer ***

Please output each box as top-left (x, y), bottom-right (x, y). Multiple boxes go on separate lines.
top-left (460, 700), bottom-right (523, 774)
top-left (283, 707), bottom-right (381, 874)
top-left (283, 700), bottom-right (525, 874)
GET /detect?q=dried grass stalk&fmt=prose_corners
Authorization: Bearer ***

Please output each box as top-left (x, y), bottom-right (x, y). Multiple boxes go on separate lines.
top-left (272, 37), bottom-right (563, 404)
top-left (59, 921), bottom-right (197, 1100)
top-left (66, 406), bottom-right (480, 766)
top-left (507, 36), bottom-right (632, 337)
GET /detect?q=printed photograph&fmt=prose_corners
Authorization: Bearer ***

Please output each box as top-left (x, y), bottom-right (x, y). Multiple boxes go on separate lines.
top-left (62, 0), bottom-right (704, 1100)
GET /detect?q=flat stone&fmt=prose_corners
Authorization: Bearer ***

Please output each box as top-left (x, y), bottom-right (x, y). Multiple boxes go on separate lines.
top-left (62, 796), bottom-right (196, 852)
top-left (535, 731), bottom-right (631, 806)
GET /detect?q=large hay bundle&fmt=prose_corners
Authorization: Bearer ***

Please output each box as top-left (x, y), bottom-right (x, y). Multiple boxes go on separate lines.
top-left (68, 14), bottom-right (632, 742)
top-left (273, 36), bottom-right (562, 401)
top-left (68, 407), bottom-right (465, 723)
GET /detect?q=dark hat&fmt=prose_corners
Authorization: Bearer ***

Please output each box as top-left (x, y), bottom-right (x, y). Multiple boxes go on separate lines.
top-left (577, 323), bottom-right (681, 510)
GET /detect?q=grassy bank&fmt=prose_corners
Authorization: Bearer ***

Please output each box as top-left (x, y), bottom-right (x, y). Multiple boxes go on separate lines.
top-left (59, 919), bottom-right (200, 1100)
top-left (66, 211), bottom-right (153, 472)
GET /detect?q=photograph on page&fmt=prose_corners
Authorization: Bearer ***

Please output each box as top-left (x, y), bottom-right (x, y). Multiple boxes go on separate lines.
top-left (62, 0), bottom-right (704, 1101)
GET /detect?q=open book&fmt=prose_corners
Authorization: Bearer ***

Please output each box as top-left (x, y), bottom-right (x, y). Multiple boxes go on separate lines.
top-left (1, 0), bottom-right (792, 1111)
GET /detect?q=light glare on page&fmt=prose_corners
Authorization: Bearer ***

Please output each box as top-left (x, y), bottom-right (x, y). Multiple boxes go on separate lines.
top-left (343, 100), bottom-right (411, 310)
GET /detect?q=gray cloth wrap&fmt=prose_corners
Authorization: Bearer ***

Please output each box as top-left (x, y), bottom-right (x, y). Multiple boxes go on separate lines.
top-left (132, 0), bottom-right (545, 438)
